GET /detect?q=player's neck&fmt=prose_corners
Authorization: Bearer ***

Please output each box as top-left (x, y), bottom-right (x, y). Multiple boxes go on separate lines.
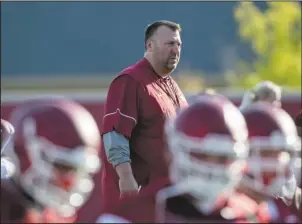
top-left (144, 55), bottom-right (170, 77)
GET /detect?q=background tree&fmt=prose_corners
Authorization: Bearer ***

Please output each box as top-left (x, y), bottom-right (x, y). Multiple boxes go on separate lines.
top-left (229, 2), bottom-right (301, 90)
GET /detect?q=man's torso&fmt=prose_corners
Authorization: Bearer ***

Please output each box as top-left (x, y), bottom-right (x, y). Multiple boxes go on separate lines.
top-left (102, 58), bottom-right (188, 186)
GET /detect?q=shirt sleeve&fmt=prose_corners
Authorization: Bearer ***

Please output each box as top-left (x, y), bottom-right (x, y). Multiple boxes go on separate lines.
top-left (103, 131), bottom-right (131, 167)
top-left (102, 75), bottom-right (139, 138)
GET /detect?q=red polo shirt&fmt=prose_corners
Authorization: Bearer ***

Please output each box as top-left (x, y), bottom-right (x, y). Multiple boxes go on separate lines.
top-left (100, 57), bottom-right (188, 210)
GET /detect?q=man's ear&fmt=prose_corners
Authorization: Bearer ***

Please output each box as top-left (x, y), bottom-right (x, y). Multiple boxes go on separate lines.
top-left (146, 39), bottom-right (153, 52)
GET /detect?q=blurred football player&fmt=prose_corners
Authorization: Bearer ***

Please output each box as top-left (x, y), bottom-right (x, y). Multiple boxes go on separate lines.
top-left (1, 119), bottom-right (16, 179)
top-left (238, 103), bottom-right (301, 222)
top-left (1, 98), bottom-right (101, 223)
top-left (239, 81), bottom-right (281, 110)
top-left (97, 95), bottom-right (261, 223)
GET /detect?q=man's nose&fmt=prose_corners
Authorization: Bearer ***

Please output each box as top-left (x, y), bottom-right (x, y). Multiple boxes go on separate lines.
top-left (172, 44), bottom-right (180, 54)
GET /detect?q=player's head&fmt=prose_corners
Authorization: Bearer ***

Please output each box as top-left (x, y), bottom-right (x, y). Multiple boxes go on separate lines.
top-left (144, 20), bottom-right (182, 74)
top-left (239, 81), bottom-right (282, 110)
top-left (253, 81), bottom-right (281, 106)
top-left (1, 119), bottom-right (15, 155)
top-left (239, 103), bottom-right (301, 201)
top-left (165, 95), bottom-right (249, 213)
top-left (4, 98), bottom-right (101, 217)
top-left (196, 89), bottom-right (229, 102)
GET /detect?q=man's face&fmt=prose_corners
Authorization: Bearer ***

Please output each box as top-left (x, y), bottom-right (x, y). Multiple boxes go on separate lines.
top-left (148, 26), bottom-right (182, 73)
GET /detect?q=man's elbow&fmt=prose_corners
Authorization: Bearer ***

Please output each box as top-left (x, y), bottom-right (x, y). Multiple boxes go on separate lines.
top-left (108, 152), bottom-right (131, 168)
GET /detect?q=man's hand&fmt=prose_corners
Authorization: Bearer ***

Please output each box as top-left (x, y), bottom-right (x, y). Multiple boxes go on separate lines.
top-left (119, 175), bottom-right (139, 198)
top-left (115, 162), bottom-right (139, 198)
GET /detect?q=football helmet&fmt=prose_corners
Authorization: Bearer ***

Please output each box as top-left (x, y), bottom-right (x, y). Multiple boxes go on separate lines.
top-left (241, 102), bottom-right (301, 198)
top-left (3, 98), bottom-right (101, 217)
top-left (165, 95), bottom-right (249, 213)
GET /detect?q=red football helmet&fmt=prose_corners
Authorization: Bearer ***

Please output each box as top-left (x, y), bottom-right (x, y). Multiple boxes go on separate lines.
top-left (3, 98), bottom-right (101, 217)
top-left (165, 95), bottom-right (249, 213)
top-left (241, 102), bottom-right (301, 198)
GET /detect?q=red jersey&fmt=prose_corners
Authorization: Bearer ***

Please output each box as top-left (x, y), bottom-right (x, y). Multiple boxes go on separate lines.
top-left (1, 178), bottom-right (76, 223)
top-left (100, 57), bottom-right (188, 210)
top-left (268, 195), bottom-right (301, 222)
top-left (98, 178), bottom-right (261, 223)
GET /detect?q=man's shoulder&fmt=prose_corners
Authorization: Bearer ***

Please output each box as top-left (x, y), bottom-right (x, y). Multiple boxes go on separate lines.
top-left (109, 73), bottom-right (139, 90)
top-left (117, 58), bottom-right (150, 81)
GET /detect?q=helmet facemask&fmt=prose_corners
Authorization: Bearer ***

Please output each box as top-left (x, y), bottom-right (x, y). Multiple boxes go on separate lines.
top-left (242, 134), bottom-right (301, 198)
top-left (168, 128), bottom-right (247, 214)
top-left (21, 129), bottom-right (100, 217)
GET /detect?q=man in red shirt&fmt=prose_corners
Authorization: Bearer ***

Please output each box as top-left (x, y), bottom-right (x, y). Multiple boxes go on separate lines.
top-left (100, 20), bottom-right (188, 211)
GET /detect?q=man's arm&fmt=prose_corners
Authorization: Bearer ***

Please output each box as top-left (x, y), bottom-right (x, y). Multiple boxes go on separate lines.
top-left (102, 75), bottom-right (140, 195)
top-left (103, 131), bottom-right (131, 167)
top-left (103, 130), bottom-right (139, 196)
top-left (102, 75), bottom-right (139, 138)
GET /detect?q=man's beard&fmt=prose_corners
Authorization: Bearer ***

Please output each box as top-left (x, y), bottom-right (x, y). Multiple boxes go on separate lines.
top-left (164, 58), bottom-right (178, 71)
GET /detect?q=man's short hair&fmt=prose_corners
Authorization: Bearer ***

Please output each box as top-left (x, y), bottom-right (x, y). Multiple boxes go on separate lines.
top-left (144, 20), bottom-right (181, 48)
